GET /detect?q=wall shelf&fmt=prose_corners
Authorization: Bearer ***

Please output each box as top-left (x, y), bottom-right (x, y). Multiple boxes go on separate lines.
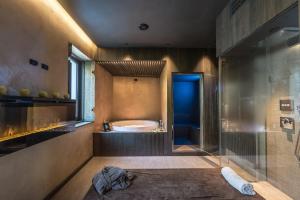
top-left (0, 95), bottom-right (76, 107)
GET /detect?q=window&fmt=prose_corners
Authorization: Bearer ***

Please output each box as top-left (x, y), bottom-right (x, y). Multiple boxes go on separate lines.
top-left (68, 57), bottom-right (82, 120)
top-left (68, 44), bottom-right (95, 122)
top-left (82, 61), bottom-right (95, 121)
top-left (69, 58), bottom-right (79, 100)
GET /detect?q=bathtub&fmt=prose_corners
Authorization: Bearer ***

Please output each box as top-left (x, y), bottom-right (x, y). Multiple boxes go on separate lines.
top-left (111, 120), bottom-right (159, 132)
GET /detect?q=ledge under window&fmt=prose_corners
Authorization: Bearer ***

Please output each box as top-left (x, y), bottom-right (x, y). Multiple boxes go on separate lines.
top-left (75, 121), bottom-right (93, 128)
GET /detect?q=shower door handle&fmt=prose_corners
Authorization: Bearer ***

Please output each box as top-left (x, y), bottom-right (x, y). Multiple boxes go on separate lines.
top-left (172, 125), bottom-right (174, 140)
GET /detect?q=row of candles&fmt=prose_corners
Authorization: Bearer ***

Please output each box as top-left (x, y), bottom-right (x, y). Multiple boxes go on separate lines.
top-left (0, 85), bottom-right (70, 99)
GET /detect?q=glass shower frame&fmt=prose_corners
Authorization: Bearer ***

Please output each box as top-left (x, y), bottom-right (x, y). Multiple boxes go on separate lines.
top-left (219, 25), bottom-right (300, 199)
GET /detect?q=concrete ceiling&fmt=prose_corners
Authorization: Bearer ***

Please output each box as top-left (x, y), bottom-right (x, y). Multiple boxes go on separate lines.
top-left (58, 0), bottom-right (229, 48)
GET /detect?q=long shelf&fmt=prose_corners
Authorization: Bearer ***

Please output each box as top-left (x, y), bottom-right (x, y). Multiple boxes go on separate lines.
top-left (0, 95), bottom-right (76, 107)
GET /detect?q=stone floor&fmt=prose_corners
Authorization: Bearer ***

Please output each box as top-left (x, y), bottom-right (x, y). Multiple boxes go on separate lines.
top-left (51, 156), bottom-right (292, 200)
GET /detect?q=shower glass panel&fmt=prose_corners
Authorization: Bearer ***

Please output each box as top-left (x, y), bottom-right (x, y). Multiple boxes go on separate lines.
top-left (220, 25), bottom-right (300, 199)
top-left (264, 28), bottom-right (300, 199)
top-left (220, 42), bottom-right (268, 181)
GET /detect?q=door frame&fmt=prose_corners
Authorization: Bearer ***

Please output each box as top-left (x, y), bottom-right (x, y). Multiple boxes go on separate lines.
top-left (171, 72), bottom-right (204, 151)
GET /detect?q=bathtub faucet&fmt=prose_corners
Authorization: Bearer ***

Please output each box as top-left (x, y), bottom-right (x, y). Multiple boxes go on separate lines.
top-left (159, 120), bottom-right (164, 131)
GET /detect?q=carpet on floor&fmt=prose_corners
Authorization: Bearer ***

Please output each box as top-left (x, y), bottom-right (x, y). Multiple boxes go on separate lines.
top-left (83, 168), bottom-right (265, 200)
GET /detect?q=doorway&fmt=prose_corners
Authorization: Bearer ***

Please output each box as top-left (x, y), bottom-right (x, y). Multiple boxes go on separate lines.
top-left (172, 73), bottom-right (203, 152)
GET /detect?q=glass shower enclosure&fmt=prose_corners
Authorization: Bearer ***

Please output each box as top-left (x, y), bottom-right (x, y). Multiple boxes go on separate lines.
top-left (219, 5), bottom-right (300, 199)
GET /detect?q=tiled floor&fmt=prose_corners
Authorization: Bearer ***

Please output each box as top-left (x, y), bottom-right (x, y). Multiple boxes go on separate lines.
top-left (51, 156), bottom-right (292, 200)
top-left (173, 145), bottom-right (200, 152)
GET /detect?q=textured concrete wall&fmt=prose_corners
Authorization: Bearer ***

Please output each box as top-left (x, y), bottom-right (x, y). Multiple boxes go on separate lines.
top-left (0, 124), bottom-right (94, 200)
top-left (216, 0), bottom-right (297, 56)
top-left (94, 64), bottom-right (113, 130)
top-left (265, 43), bottom-right (300, 200)
top-left (94, 65), bottom-right (162, 127)
top-left (0, 0), bottom-right (97, 96)
top-left (160, 66), bottom-right (168, 130)
top-left (112, 76), bottom-right (161, 121)
top-left (0, 1), bottom-right (97, 199)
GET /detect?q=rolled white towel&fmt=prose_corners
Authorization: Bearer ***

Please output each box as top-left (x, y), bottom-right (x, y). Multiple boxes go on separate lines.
top-left (221, 167), bottom-right (256, 196)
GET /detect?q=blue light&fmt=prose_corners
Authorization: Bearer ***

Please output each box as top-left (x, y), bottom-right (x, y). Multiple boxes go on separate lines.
top-left (173, 74), bottom-right (201, 82)
top-left (172, 74), bottom-right (201, 125)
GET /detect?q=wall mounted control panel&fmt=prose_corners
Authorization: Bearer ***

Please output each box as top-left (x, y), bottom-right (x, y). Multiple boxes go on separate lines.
top-left (280, 99), bottom-right (293, 111)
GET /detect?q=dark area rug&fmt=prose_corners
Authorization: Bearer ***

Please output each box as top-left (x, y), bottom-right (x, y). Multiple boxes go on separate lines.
top-left (83, 168), bottom-right (265, 200)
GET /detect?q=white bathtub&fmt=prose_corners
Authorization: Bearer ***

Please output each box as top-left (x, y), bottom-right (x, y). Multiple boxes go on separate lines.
top-left (111, 120), bottom-right (159, 132)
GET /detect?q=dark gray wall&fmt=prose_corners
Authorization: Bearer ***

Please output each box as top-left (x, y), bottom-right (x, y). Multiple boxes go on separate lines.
top-left (216, 0), bottom-right (297, 56)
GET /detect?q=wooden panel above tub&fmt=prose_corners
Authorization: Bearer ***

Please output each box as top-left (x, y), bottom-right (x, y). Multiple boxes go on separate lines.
top-left (96, 60), bottom-right (166, 77)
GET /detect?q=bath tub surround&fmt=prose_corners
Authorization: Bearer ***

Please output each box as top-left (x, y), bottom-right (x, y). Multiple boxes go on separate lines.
top-left (111, 120), bottom-right (159, 132)
top-left (94, 120), bottom-right (166, 156)
top-left (93, 131), bottom-right (166, 156)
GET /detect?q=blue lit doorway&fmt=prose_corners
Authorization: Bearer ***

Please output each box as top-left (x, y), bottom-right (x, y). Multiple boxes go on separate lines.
top-left (172, 73), bottom-right (203, 152)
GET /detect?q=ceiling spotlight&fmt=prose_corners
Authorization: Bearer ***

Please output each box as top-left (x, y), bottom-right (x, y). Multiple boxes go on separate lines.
top-left (139, 23), bottom-right (149, 31)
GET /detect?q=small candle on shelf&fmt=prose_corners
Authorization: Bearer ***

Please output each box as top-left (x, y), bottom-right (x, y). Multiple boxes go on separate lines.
top-left (64, 94), bottom-right (70, 99)
top-left (19, 88), bottom-right (31, 97)
top-left (0, 85), bottom-right (7, 96)
top-left (52, 92), bottom-right (60, 99)
top-left (38, 91), bottom-right (48, 98)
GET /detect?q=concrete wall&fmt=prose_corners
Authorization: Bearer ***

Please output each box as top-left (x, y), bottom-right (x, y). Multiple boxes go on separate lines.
top-left (0, 0), bottom-right (97, 96)
top-left (265, 40), bottom-right (300, 200)
top-left (111, 76), bottom-right (161, 121)
top-left (216, 0), bottom-right (297, 56)
top-left (0, 1), bottom-right (97, 199)
top-left (160, 66), bottom-right (168, 130)
top-left (94, 68), bottom-right (161, 127)
top-left (94, 64), bottom-right (113, 130)
top-left (0, 124), bottom-right (94, 200)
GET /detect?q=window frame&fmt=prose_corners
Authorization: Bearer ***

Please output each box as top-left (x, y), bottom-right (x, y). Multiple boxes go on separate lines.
top-left (68, 56), bottom-right (84, 121)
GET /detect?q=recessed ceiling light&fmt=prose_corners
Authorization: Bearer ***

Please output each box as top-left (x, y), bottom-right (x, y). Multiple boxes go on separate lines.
top-left (139, 23), bottom-right (149, 31)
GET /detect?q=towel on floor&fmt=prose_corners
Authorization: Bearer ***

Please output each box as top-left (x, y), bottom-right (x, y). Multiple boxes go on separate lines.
top-left (221, 167), bottom-right (256, 196)
top-left (92, 166), bottom-right (135, 195)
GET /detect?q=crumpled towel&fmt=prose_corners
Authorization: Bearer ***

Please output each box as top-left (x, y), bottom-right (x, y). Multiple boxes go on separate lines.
top-left (221, 167), bottom-right (256, 196)
top-left (92, 166), bottom-right (135, 195)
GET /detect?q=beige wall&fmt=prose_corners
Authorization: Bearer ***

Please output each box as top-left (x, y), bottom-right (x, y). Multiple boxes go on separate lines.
top-left (94, 64), bottom-right (113, 130)
top-left (0, 0), bottom-right (97, 96)
top-left (0, 1), bottom-right (97, 199)
top-left (0, 124), bottom-right (94, 200)
top-left (94, 63), bottom-right (163, 129)
top-left (112, 76), bottom-right (161, 121)
top-left (160, 66), bottom-right (168, 130)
